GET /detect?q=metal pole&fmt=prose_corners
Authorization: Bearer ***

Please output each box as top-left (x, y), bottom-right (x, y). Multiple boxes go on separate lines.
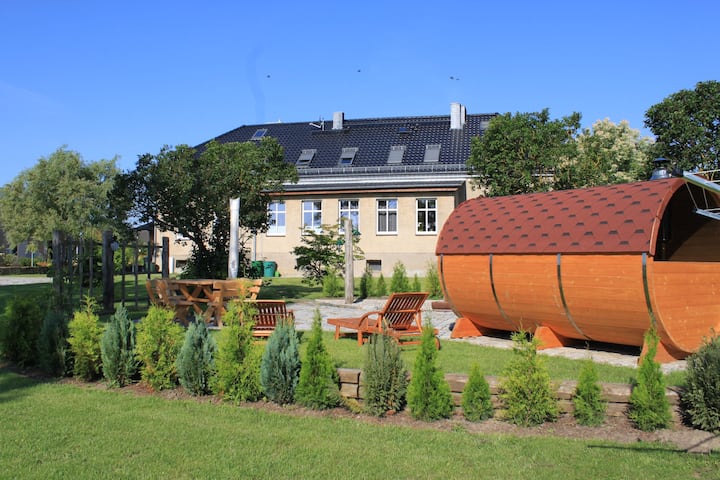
top-left (344, 217), bottom-right (354, 304)
top-left (228, 198), bottom-right (240, 279)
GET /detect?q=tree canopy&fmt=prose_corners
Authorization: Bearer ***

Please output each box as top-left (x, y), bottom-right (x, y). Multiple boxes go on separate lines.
top-left (0, 147), bottom-right (118, 249)
top-left (112, 138), bottom-right (297, 277)
top-left (645, 80), bottom-right (720, 172)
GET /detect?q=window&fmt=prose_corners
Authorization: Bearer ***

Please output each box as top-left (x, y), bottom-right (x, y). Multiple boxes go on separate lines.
top-left (302, 200), bottom-right (322, 232)
top-left (416, 198), bottom-right (437, 234)
top-left (267, 201), bottom-right (286, 235)
top-left (424, 144), bottom-right (441, 163)
top-left (387, 145), bottom-right (406, 164)
top-left (297, 149), bottom-right (316, 167)
top-left (339, 147), bottom-right (358, 166)
top-left (338, 199), bottom-right (359, 233)
top-left (251, 128), bottom-right (268, 141)
top-left (377, 199), bottom-right (398, 234)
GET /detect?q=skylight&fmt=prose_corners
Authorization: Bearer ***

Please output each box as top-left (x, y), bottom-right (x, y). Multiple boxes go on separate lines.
top-left (339, 147), bottom-right (358, 166)
top-left (388, 145), bottom-right (406, 164)
top-left (297, 149), bottom-right (316, 167)
top-left (250, 128), bottom-right (268, 141)
top-left (424, 144), bottom-right (441, 163)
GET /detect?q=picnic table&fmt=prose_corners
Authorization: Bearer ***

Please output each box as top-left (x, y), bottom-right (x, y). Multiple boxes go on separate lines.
top-left (168, 279), bottom-right (216, 315)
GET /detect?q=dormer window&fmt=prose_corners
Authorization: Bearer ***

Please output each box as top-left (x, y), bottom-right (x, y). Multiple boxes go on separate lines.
top-left (250, 128), bottom-right (268, 141)
top-left (297, 149), bottom-right (316, 167)
top-left (339, 147), bottom-right (358, 166)
top-left (424, 144), bottom-right (441, 163)
top-left (388, 145), bottom-right (406, 164)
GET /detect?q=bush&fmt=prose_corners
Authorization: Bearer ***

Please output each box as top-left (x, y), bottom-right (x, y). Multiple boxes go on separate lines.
top-left (363, 332), bottom-right (408, 417)
top-left (67, 297), bottom-right (103, 381)
top-left (176, 320), bottom-right (216, 396)
top-left (374, 273), bottom-right (387, 297)
top-left (37, 310), bottom-right (69, 377)
top-left (424, 262), bottom-right (443, 299)
top-left (212, 300), bottom-right (263, 402)
top-left (462, 364), bottom-right (493, 422)
top-left (135, 305), bottom-right (185, 391)
top-left (628, 328), bottom-right (672, 431)
top-left (295, 310), bottom-right (341, 409)
top-left (411, 274), bottom-right (422, 293)
top-left (500, 331), bottom-right (558, 426)
top-left (359, 267), bottom-right (373, 299)
top-left (101, 306), bottom-right (138, 387)
top-left (260, 318), bottom-right (301, 405)
top-left (389, 261), bottom-right (410, 294)
top-left (682, 334), bottom-right (720, 432)
top-left (407, 324), bottom-right (453, 420)
top-left (0, 296), bottom-right (44, 367)
top-left (572, 357), bottom-right (606, 426)
top-left (322, 269), bottom-right (342, 298)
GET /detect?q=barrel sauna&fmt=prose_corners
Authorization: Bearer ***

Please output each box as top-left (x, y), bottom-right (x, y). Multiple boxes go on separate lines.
top-left (436, 178), bottom-right (720, 362)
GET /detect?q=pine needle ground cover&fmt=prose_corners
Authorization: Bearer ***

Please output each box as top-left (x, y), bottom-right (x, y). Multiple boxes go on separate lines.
top-left (1, 369), bottom-right (717, 480)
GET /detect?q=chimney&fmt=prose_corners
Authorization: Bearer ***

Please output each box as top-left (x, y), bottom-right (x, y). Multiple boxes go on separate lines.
top-left (333, 111), bottom-right (344, 130)
top-left (450, 102), bottom-right (466, 130)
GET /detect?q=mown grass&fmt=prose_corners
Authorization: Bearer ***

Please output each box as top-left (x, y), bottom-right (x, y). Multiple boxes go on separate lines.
top-left (0, 368), bottom-right (717, 479)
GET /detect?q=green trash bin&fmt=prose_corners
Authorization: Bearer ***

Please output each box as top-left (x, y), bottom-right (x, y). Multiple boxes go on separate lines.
top-left (251, 261), bottom-right (264, 278)
top-left (263, 261), bottom-right (277, 278)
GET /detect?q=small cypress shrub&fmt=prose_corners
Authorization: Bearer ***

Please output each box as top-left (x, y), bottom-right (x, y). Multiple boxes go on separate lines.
top-left (359, 267), bottom-right (373, 299)
top-left (67, 297), bottom-right (103, 381)
top-left (628, 327), bottom-right (672, 431)
top-left (322, 269), bottom-right (342, 298)
top-left (407, 324), bottom-right (453, 420)
top-left (101, 306), bottom-right (138, 387)
top-left (260, 318), bottom-right (301, 405)
top-left (363, 332), bottom-right (408, 417)
top-left (176, 320), bottom-right (216, 395)
top-left (135, 305), bottom-right (185, 391)
top-left (212, 300), bottom-right (263, 402)
top-left (390, 261), bottom-right (410, 294)
top-left (682, 334), bottom-right (720, 432)
top-left (0, 296), bottom-right (44, 367)
top-left (572, 357), bottom-right (606, 426)
top-left (37, 310), bottom-right (69, 377)
top-left (500, 331), bottom-right (558, 426)
top-left (424, 262), bottom-right (443, 299)
top-left (295, 310), bottom-right (341, 409)
top-left (462, 364), bottom-right (493, 422)
top-left (411, 274), bottom-right (422, 293)
top-left (374, 273), bottom-right (387, 297)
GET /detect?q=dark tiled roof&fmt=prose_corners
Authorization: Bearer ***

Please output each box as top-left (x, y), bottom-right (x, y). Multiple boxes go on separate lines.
top-left (200, 112), bottom-right (495, 169)
top-left (436, 178), bottom-right (685, 255)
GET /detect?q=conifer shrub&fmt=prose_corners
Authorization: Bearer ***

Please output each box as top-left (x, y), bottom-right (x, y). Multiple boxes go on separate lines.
top-left (295, 310), bottom-right (341, 409)
top-left (135, 305), bottom-right (185, 391)
top-left (37, 310), bottom-right (69, 377)
top-left (322, 269), bottom-right (342, 298)
top-left (0, 296), bottom-right (44, 367)
top-left (682, 334), bottom-right (720, 432)
top-left (461, 363), bottom-right (493, 422)
top-left (390, 261), bottom-right (410, 294)
top-left (359, 266), bottom-right (373, 299)
top-left (407, 324), bottom-right (453, 420)
top-left (628, 327), bottom-right (672, 431)
top-left (213, 300), bottom-right (263, 402)
top-left (67, 297), bottom-right (103, 381)
top-left (500, 331), bottom-right (558, 426)
top-left (260, 318), bottom-right (301, 405)
top-left (424, 261), bottom-right (443, 299)
top-left (176, 319), bottom-right (216, 396)
top-left (374, 273), bottom-right (387, 297)
top-left (101, 306), bottom-right (138, 387)
top-left (362, 332), bottom-right (408, 416)
top-left (572, 357), bottom-right (606, 426)
top-left (411, 274), bottom-right (422, 293)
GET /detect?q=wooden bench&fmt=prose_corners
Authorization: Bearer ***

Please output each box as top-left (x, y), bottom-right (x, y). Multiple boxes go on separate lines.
top-left (245, 299), bottom-right (294, 338)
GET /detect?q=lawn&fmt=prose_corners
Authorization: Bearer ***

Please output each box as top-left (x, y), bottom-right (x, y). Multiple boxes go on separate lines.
top-left (0, 368), bottom-right (717, 479)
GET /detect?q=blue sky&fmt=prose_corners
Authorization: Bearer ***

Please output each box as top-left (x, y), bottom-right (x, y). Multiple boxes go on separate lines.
top-left (1, 0), bottom-right (718, 186)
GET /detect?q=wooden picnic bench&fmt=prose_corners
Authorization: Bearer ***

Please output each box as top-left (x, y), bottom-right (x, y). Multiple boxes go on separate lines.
top-left (245, 299), bottom-right (294, 338)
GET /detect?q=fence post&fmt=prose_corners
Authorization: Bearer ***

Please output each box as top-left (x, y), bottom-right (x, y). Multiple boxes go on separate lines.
top-left (52, 230), bottom-right (64, 307)
top-left (102, 230), bottom-right (115, 313)
top-left (162, 236), bottom-right (170, 278)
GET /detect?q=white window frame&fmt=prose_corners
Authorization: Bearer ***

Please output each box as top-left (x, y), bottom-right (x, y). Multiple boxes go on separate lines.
top-left (416, 198), bottom-right (438, 234)
top-left (302, 200), bottom-right (322, 233)
top-left (338, 199), bottom-right (360, 233)
top-left (267, 201), bottom-right (286, 236)
top-left (376, 198), bottom-right (398, 234)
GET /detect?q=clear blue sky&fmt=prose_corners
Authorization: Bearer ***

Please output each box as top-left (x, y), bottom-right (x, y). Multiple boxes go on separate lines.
top-left (1, 0), bottom-right (718, 186)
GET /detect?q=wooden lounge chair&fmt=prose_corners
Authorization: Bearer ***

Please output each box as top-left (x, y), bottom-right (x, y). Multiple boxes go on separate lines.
top-left (145, 278), bottom-right (194, 325)
top-left (327, 292), bottom-right (438, 348)
top-left (245, 299), bottom-right (294, 338)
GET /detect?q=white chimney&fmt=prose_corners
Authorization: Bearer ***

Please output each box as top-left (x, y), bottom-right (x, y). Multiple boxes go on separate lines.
top-left (450, 102), bottom-right (466, 130)
top-left (333, 111), bottom-right (344, 130)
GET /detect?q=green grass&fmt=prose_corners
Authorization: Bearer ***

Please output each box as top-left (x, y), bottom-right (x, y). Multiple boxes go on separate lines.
top-left (0, 368), bottom-right (717, 479)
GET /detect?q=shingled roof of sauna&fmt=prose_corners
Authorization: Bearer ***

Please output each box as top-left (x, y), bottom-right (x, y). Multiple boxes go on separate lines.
top-left (436, 178), bottom-right (686, 255)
